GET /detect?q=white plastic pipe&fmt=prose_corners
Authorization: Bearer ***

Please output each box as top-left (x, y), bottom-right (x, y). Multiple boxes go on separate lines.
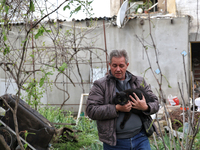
top-left (76, 93), bottom-right (89, 125)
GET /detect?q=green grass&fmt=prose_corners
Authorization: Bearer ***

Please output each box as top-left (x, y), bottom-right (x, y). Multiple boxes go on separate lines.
top-left (39, 106), bottom-right (200, 150)
top-left (38, 106), bottom-right (103, 150)
top-left (150, 132), bottom-right (181, 150)
top-left (150, 129), bottom-right (200, 150)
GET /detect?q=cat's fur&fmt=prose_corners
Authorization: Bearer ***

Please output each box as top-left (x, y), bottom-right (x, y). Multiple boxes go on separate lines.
top-left (113, 88), bottom-right (155, 129)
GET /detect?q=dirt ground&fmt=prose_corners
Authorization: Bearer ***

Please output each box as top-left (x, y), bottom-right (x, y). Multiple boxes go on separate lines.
top-left (164, 109), bottom-right (200, 130)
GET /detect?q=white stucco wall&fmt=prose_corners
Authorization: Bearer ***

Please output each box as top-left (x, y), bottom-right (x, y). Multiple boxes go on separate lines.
top-left (92, 17), bottom-right (189, 105)
top-left (60, 17), bottom-right (190, 112)
top-left (176, 0), bottom-right (199, 33)
top-left (0, 16), bottom-right (190, 113)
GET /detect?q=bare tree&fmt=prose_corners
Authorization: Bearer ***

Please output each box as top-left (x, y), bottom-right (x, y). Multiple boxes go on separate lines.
top-left (136, 11), bottom-right (200, 149)
top-left (0, 0), bottom-right (103, 149)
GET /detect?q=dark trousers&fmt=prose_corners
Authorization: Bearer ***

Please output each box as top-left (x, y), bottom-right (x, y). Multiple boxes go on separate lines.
top-left (103, 129), bottom-right (151, 150)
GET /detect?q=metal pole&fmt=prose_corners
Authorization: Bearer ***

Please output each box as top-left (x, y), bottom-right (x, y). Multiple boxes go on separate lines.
top-left (103, 20), bottom-right (109, 73)
top-left (0, 120), bottom-right (36, 150)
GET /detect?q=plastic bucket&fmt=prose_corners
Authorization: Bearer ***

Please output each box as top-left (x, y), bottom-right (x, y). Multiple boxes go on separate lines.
top-left (173, 96), bottom-right (179, 105)
top-left (168, 94), bottom-right (179, 106)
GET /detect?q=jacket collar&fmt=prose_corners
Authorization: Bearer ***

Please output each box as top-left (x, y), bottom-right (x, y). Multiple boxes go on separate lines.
top-left (106, 70), bottom-right (137, 83)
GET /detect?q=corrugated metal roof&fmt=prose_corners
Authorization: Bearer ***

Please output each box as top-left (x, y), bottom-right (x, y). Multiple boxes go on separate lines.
top-left (0, 12), bottom-right (180, 27)
top-left (0, 16), bottom-right (116, 26)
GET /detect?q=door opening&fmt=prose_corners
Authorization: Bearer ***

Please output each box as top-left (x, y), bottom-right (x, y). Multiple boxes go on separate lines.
top-left (191, 42), bottom-right (200, 99)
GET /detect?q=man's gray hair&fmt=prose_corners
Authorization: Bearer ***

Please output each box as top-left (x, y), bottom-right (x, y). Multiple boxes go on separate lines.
top-left (109, 50), bottom-right (129, 64)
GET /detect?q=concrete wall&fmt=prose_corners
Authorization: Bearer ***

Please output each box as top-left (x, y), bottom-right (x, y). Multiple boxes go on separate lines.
top-left (176, 0), bottom-right (199, 34)
top-left (109, 0), bottom-right (198, 34)
top-left (0, 16), bottom-right (190, 114)
top-left (84, 17), bottom-right (189, 104)
top-left (60, 17), bottom-right (189, 112)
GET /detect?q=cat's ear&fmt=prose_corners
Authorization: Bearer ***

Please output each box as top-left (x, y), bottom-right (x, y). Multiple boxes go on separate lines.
top-left (116, 92), bottom-right (120, 96)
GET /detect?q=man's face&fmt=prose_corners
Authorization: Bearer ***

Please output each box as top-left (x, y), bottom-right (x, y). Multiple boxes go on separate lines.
top-left (109, 56), bottom-right (129, 80)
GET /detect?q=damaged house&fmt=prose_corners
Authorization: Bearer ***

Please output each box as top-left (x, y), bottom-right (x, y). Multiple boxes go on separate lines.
top-left (55, 0), bottom-right (200, 111)
top-left (2, 0), bottom-right (200, 149)
top-left (0, 0), bottom-right (199, 113)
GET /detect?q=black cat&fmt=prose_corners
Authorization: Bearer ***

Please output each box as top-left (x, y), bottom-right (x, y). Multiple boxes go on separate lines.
top-left (113, 88), bottom-right (155, 129)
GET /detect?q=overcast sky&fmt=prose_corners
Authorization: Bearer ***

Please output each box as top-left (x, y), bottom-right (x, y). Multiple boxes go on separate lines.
top-left (47, 0), bottom-right (110, 21)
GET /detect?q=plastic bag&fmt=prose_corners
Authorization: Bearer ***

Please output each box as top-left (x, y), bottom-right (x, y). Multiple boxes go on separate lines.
top-left (168, 94), bottom-right (179, 106)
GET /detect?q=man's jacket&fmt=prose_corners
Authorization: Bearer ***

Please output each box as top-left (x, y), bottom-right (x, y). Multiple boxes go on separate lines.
top-left (86, 71), bottom-right (159, 146)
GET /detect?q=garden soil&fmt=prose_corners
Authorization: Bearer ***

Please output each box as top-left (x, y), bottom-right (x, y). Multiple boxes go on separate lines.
top-left (163, 109), bottom-right (200, 130)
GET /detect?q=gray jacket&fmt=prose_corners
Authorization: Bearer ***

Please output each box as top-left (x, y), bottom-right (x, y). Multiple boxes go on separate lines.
top-left (86, 71), bottom-right (159, 146)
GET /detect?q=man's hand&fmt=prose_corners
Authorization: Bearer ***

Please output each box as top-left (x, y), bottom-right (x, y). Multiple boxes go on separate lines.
top-left (116, 101), bottom-right (132, 112)
top-left (129, 93), bottom-right (149, 111)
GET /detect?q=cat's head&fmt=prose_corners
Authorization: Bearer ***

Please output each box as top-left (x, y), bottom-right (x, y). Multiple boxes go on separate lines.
top-left (113, 91), bottom-right (129, 105)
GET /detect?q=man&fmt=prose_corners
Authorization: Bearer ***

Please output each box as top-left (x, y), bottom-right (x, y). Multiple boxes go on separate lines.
top-left (86, 49), bottom-right (159, 150)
